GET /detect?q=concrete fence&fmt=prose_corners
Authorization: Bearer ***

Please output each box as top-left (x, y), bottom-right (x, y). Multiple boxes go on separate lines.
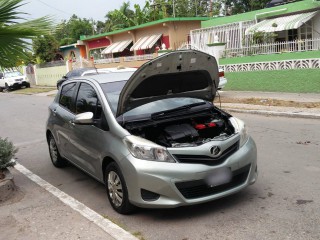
top-left (34, 65), bottom-right (68, 86)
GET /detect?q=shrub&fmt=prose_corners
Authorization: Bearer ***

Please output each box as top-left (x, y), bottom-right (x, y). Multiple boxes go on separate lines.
top-left (0, 137), bottom-right (18, 170)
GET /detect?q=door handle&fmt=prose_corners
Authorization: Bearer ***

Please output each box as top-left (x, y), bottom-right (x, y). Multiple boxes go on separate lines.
top-left (69, 120), bottom-right (75, 127)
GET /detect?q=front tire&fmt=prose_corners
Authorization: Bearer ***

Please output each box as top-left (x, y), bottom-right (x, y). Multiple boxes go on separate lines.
top-left (48, 134), bottom-right (67, 168)
top-left (105, 162), bottom-right (135, 214)
top-left (4, 83), bottom-right (10, 92)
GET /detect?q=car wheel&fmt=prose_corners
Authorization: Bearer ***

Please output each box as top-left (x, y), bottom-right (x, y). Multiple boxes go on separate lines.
top-left (48, 134), bottom-right (67, 168)
top-left (4, 83), bottom-right (10, 92)
top-left (0, 87), bottom-right (3, 92)
top-left (25, 82), bottom-right (30, 88)
top-left (105, 162), bottom-right (135, 214)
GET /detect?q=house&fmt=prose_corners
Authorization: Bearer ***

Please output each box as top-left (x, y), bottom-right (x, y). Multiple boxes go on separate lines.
top-left (59, 41), bottom-right (86, 61)
top-left (78, 17), bottom-right (208, 68)
top-left (190, 0), bottom-right (320, 60)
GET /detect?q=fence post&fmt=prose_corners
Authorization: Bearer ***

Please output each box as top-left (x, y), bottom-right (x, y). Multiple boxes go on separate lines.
top-left (33, 65), bottom-right (38, 85)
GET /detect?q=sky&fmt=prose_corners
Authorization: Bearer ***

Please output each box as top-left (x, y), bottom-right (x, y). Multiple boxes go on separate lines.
top-left (19, 0), bottom-right (147, 22)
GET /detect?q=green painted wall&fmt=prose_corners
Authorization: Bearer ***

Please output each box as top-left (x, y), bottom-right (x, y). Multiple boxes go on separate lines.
top-left (201, 0), bottom-right (320, 28)
top-left (35, 65), bottom-right (67, 86)
top-left (220, 50), bottom-right (320, 65)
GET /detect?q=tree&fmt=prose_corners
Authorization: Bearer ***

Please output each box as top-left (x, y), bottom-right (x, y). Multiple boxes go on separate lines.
top-left (54, 15), bottom-right (93, 46)
top-left (103, 0), bottom-right (214, 32)
top-left (224, 0), bottom-right (270, 15)
top-left (0, 0), bottom-right (53, 68)
top-left (32, 35), bottom-right (59, 63)
top-left (105, 2), bottom-right (136, 31)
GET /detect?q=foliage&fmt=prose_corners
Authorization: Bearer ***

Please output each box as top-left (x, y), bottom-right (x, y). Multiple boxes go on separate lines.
top-left (251, 31), bottom-right (278, 44)
top-left (173, 0), bottom-right (214, 17)
top-left (103, 0), bottom-right (217, 32)
top-left (54, 14), bottom-right (94, 46)
top-left (0, 137), bottom-right (17, 170)
top-left (0, 0), bottom-right (54, 68)
top-left (224, 0), bottom-right (270, 15)
top-left (104, 2), bottom-right (141, 31)
top-left (32, 35), bottom-right (60, 62)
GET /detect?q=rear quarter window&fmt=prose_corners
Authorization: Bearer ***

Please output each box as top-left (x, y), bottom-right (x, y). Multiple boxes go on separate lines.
top-left (59, 83), bottom-right (76, 113)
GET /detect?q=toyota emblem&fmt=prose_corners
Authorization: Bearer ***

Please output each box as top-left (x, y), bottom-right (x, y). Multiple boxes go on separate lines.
top-left (210, 146), bottom-right (221, 157)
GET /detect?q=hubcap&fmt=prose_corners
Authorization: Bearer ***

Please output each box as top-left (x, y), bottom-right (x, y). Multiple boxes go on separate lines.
top-left (107, 171), bottom-right (123, 207)
top-left (49, 138), bottom-right (58, 162)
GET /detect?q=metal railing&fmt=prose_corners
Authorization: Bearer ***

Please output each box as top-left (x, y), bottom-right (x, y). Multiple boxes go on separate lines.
top-left (123, 54), bottom-right (154, 62)
top-left (224, 38), bottom-right (320, 58)
top-left (94, 58), bottom-right (121, 64)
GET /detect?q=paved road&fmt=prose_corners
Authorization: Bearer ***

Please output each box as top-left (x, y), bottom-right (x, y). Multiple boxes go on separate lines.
top-left (1, 93), bottom-right (320, 240)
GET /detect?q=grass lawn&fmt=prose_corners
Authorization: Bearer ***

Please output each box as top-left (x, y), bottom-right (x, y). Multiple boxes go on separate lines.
top-left (224, 69), bottom-right (320, 93)
top-left (11, 87), bottom-right (56, 95)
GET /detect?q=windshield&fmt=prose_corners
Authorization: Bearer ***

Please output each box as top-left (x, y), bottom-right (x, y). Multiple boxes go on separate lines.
top-left (100, 81), bottom-right (127, 114)
top-left (124, 98), bottom-right (206, 117)
top-left (101, 80), bottom-right (206, 117)
top-left (101, 80), bottom-right (204, 116)
top-left (4, 71), bottom-right (22, 78)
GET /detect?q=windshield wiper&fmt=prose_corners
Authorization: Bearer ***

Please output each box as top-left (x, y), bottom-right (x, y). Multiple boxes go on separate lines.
top-left (151, 102), bottom-right (206, 120)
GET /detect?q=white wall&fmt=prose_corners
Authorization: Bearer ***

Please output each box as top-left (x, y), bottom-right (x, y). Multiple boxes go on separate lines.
top-left (313, 12), bottom-right (320, 38)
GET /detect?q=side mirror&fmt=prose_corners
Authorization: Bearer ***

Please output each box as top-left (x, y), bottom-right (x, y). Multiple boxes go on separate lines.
top-left (62, 75), bottom-right (67, 79)
top-left (72, 112), bottom-right (94, 125)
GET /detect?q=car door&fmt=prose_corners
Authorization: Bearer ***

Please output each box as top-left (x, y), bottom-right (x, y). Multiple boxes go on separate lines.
top-left (53, 82), bottom-right (77, 159)
top-left (67, 82), bottom-right (110, 179)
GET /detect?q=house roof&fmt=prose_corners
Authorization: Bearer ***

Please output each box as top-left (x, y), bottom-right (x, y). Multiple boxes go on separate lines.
top-left (201, 0), bottom-right (320, 28)
top-left (59, 44), bottom-right (77, 50)
top-left (80, 17), bottom-right (209, 41)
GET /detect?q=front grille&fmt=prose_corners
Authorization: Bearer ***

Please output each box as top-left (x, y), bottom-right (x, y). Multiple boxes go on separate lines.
top-left (15, 78), bottom-right (23, 82)
top-left (175, 164), bottom-right (251, 199)
top-left (173, 141), bottom-right (239, 166)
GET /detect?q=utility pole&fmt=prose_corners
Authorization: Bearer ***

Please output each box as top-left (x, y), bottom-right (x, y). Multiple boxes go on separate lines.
top-left (195, 0), bottom-right (197, 16)
top-left (173, 0), bottom-right (176, 18)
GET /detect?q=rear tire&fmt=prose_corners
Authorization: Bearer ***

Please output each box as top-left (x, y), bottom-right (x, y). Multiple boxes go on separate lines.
top-left (105, 162), bottom-right (135, 214)
top-left (48, 134), bottom-right (67, 168)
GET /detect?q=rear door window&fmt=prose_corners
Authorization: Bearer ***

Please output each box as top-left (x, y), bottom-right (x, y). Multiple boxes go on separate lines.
top-left (59, 82), bottom-right (76, 113)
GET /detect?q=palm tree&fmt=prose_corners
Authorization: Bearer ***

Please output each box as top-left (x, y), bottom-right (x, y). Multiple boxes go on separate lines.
top-left (0, 0), bottom-right (54, 68)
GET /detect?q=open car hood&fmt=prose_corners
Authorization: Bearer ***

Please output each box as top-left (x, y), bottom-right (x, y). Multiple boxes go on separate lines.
top-left (116, 50), bottom-right (219, 117)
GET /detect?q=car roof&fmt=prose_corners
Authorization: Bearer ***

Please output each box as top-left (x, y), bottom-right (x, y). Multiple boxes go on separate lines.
top-left (74, 71), bottom-right (135, 84)
top-left (66, 67), bottom-right (96, 77)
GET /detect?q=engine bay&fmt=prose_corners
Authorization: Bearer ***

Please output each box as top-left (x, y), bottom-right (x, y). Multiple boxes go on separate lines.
top-left (122, 107), bottom-right (235, 148)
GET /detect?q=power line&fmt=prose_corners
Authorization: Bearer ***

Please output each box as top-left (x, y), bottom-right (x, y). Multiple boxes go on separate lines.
top-left (34, 0), bottom-right (73, 17)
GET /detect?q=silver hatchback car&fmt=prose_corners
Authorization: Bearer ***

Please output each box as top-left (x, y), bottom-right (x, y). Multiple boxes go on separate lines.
top-left (46, 50), bottom-right (257, 214)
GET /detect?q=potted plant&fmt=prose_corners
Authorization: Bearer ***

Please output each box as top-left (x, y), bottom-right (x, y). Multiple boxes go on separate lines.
top-left (0, 137), bottom-right (17, 180)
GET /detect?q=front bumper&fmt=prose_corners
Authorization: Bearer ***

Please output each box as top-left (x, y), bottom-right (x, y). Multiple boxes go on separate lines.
top-left (8, 81), bottom-right (29, 88)
top-left (120, 136), bottom-right (257, 208)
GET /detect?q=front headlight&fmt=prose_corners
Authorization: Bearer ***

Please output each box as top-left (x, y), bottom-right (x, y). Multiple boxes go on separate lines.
top-left (229, 117), bottom-right (249, 147)
top-left (123, 135), bottom-right (176, 163)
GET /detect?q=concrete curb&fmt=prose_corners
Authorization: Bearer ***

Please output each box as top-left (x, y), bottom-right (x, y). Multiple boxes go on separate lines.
top-left (0, 168), bottom-right (16, 203)
top-left (225, 108), bottom-right (320, 119)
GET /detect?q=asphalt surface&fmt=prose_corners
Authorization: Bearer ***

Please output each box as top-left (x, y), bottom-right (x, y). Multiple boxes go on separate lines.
top-left (0, 91), bottom-right (320, 240)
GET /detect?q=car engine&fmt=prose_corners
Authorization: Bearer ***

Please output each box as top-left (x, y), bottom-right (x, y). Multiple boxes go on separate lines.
top-left (124, 113), bottom-right (234, 148)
